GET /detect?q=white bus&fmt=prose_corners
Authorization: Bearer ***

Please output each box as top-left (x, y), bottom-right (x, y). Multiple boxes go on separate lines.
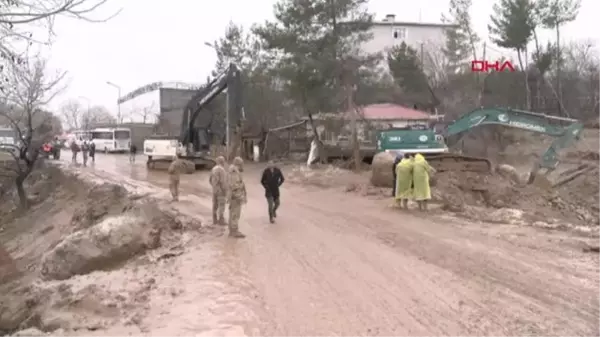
top-left (70, 130), bottom-right (92, 141)
top-left (0, 127), bottom-right (17, 153)
top-left (91, 127), bottom-right (132, 153)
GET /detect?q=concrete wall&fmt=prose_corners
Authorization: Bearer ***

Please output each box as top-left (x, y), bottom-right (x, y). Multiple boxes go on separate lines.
top-left (157, 88), bottom-right (197, 136)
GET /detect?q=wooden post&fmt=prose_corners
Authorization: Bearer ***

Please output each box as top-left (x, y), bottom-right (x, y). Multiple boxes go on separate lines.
top-left (347, 80), bottom-right (360, 172)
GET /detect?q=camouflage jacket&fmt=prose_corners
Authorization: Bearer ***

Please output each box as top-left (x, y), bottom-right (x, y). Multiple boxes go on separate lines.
top-left (228, 165), bottom-right (247, 201)
top-left (209, 165), bottom-right (227, 196)
top-left (168, 159), bottom-right (186, 176)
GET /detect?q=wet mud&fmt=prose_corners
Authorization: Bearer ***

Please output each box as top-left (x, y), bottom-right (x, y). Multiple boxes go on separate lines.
top-left (1, 152), bottom-right (598, 336)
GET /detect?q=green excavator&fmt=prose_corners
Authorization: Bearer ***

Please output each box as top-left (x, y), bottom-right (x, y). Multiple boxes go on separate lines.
top-left (376, 107), bottom-right (584, 180)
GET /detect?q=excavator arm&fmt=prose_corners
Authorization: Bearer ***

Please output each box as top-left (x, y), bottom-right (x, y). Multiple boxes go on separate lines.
top-left (443, 107), bottom-right (583, 177)
top-left (180, 63), bottom-right (242, 154)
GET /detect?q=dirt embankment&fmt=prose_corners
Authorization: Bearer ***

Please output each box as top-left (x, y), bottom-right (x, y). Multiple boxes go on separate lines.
top-left (0, 165), bottom-right (207, 336)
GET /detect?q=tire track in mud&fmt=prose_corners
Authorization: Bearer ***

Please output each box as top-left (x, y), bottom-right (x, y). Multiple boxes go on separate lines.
top-left (288, 187), bottom-right (599, 336)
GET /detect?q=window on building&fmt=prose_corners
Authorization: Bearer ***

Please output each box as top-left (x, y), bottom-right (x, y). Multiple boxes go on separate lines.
top-left (393, 28), bottom-right (407, 39)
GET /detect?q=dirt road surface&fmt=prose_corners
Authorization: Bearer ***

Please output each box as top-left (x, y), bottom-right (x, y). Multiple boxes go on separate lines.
top-left (62, 153), bottom-right (599, 336)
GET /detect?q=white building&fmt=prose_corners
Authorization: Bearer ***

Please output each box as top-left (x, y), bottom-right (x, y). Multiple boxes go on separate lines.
top-left (361, 14), bottom-right (455, 58)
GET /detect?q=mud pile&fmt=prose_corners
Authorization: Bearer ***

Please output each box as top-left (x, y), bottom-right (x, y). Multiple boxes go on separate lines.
top-left (0, 165), bottom-right (203, 335)
top-left (287, 164), bottom-right (390, 198)
top-left (553, 166), bottom-right (599, 223)
top-left (432, 167), bottom-right (599, 226)
top-left (432, 171), bottom-right (546, 211)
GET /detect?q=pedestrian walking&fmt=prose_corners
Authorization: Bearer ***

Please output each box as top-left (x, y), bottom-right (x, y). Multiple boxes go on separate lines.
top-left (260, 160), bottom-right (285, 223)
top-left (129, 144), bottom-right (137, 163)
top-left (167, 156), bottom-right (185, 201)
top-left (81, 141), bottom-right (89, 167)
top-left (412, 153), bottom-right (435, 211)
top-left (394, 153), bottom-right (414, 209)
top-left (70, 140), bottom-right (80, 164)
top-left (209, 156), bottom-right (228, 226)
top-left (227, 156), bottom-right (247, 238)
top-left (89, 142), bottom-right (96, 163)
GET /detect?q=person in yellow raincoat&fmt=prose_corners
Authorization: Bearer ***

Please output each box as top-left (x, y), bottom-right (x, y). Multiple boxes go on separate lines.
top-left (394, 153), bottom-right (414, 209)
top-left (412, 153), bottom-right (436, 211)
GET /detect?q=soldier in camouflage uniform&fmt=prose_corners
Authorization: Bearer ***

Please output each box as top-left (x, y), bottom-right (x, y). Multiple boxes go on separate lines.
top-left (209, 156), bottom-right (228, 226)
top-left (227, 156), bottom-right (247, 238)
top-left (168, 156), bottom-right (185, 201)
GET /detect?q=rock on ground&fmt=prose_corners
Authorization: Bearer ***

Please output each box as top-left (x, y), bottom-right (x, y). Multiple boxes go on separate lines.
top-left (371, 152), bottom-right (395, 188)
top-left (40, 213), bottom-right (156, 281)
top-left (12, 327), bottom-right (46, 336)
top-left (70, 183), bottom-right (132, 231)
top-left (496, 164), bottom-right (524, 184)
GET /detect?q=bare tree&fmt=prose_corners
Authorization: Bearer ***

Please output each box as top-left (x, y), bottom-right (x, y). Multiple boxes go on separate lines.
top-left (85, 105), bottom-right (115, 127)
top-left (60, 99), bottom-right (84, 130)
top-left (0, 56), bottom-right (66, 209)
top-left (0, 1), bottom-right (118, 88)
top-left (135, 102), bottom-right (155, 124)
top-left (60, 101), bottom-right (115, 130)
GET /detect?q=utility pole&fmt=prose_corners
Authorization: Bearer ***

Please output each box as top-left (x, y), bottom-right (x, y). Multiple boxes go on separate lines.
top-left (344, 60), bottom-right (360, 172)
top-left (106, 81), bottom-right (122, 124)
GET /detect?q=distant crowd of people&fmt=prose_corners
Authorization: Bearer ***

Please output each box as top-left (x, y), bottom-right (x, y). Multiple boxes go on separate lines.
top-left (68, 139), bottom-right (138, 167)
top-left (69, 138), bottom-right (95, 167)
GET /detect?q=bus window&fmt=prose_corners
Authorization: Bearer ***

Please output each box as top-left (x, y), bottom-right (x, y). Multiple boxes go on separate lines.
top-left (114, 130), bottom-right (130, 139)
top-left (92, 132), bottom-right (113, 139)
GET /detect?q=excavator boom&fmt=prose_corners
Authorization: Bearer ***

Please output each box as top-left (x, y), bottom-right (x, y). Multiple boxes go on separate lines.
top-left (143, 63), bottom-right (243, 171)
top-left (180, 63), bottom-right (242, 153)
top-left (443, 107), bottom-right (583, 175)
top-left (378, 107), bottom-right (583, 178)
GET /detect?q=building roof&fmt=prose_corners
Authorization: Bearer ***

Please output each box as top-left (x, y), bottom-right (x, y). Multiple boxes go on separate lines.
top-left (360, 104), bottom-right (431, 120)
top-left (372, 21), bottom-right (457, 29)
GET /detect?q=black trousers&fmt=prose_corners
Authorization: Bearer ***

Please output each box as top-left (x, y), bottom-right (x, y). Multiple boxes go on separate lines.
top-left (267, 195), bottom-right (280, 219)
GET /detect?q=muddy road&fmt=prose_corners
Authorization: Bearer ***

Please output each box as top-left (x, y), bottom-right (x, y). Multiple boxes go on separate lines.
top-left (62, 153), bottom-right (599, 336)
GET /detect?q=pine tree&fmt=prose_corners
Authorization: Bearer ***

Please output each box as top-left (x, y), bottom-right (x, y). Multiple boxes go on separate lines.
top-left (254, 0), bottom-right (375, 164)
top-left (254, 0), bottom-right (374, 113)
top-left (537, 0), bottom-right (581, 115)
top-left (387, 42), bottom-right (430, 101)
top-left (488, 0), bottom-right (536, 108)
top-left (441, 0), bottom-right (479, 73)
top-left (209, 23), bottom-right (286, 131)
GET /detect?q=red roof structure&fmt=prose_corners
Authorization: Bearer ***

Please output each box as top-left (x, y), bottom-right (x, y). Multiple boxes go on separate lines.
top-left (360, 103), bottom-right (431, 120)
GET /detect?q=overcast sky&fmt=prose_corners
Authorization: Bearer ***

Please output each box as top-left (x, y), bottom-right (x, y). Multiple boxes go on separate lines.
top-left (44, 0), bottom-right (598, 119)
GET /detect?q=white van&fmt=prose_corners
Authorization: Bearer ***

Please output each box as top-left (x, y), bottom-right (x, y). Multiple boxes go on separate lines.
top-left (91, 127), bottom-right (131, 153)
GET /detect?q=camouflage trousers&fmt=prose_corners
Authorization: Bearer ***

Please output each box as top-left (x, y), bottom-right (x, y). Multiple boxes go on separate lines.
top-left (212, 194), bottom-right (226, 225)
top-left (169, 175), bottom-right (180, 200)
top-left (228, 198), bottom-right (243, 232)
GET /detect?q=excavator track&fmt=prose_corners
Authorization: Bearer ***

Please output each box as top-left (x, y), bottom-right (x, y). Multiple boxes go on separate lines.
top-left (424, 153), bottom-right (492, 173)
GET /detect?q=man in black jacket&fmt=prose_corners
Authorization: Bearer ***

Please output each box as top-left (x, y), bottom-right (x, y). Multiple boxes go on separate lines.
top-left (261, 160), bottom-right (285, 223)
